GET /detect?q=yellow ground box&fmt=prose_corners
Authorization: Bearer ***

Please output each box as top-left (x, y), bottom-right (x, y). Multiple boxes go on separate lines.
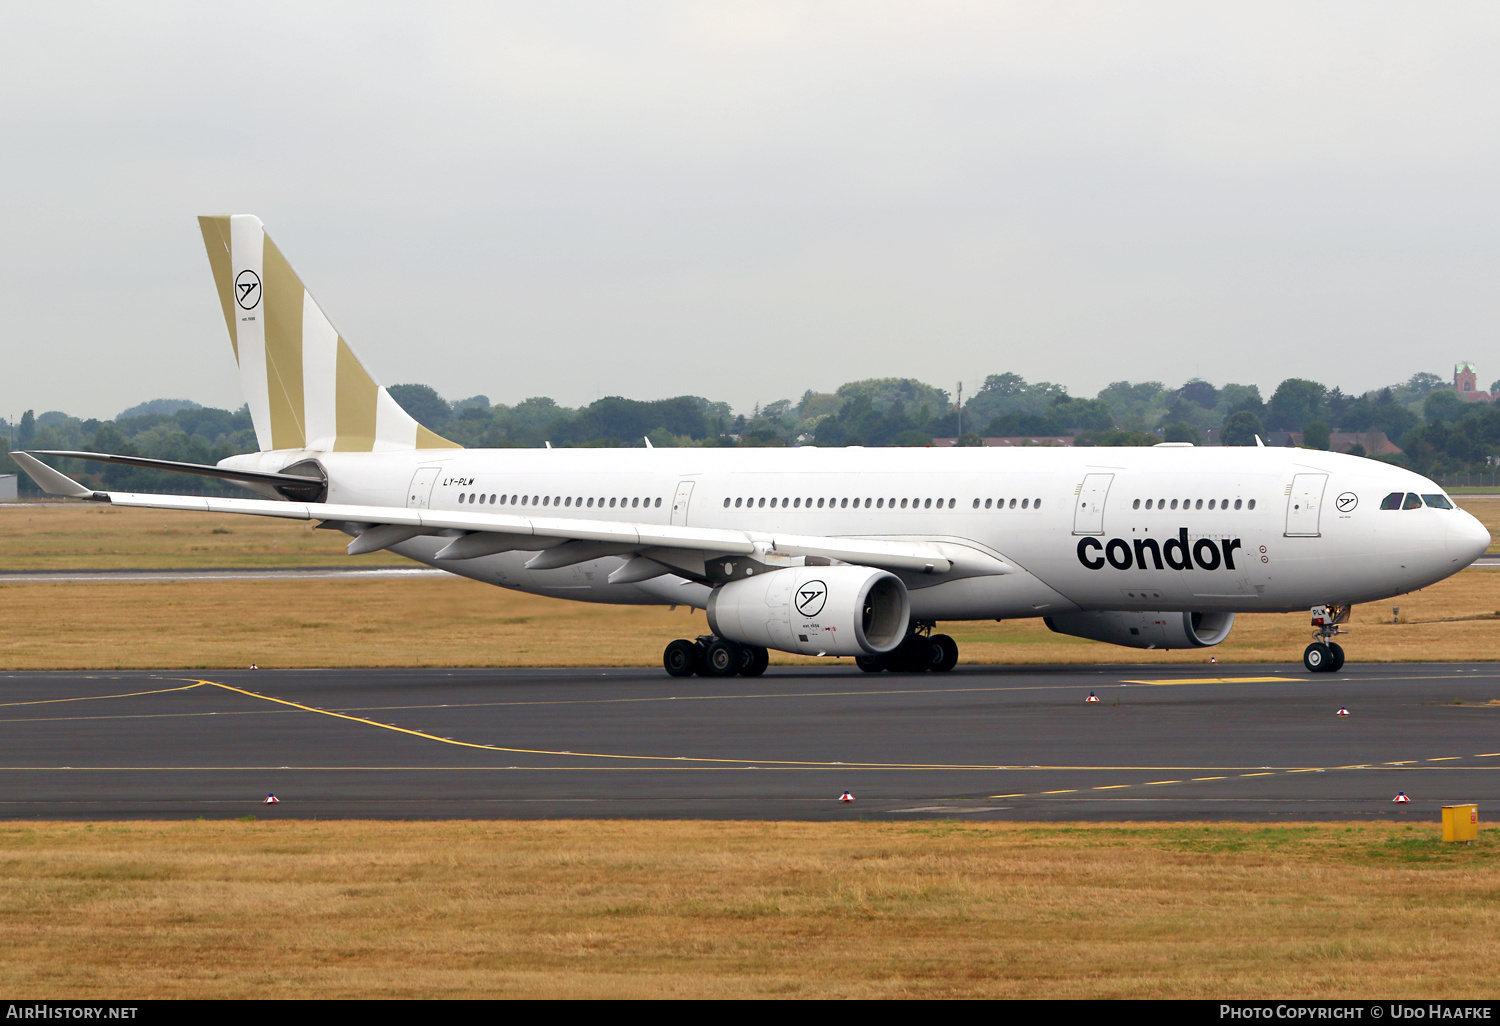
top-left (1443, 804), bottom-right (1480, 842)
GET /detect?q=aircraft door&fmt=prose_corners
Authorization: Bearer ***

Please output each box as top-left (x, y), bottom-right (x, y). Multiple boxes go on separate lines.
top-left (1073, 473), bottom-right (1114, 535)
top-left (1285, 473), bottom-right (1328, 537)
top-left (407, 467), bottom-right (439, 509)
top-left (670, 481), bottom-right (695, 526)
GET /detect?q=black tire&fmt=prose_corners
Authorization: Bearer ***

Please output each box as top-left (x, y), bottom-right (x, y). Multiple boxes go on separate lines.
top-left (703, 639), bottom-right (741, 677)
top-left (889, 635), bottom-right (931, 673)
top-left (1303, 642), bottom-right (1332, 673)
top-left (930, 634), bottom-right (959, 673)
top-left (1327, 642), bottom-right (1345, 672)
top-left (855, 655), bottom-right (888, 673)
top-left (740, 645), bottom-right (769, 677)
top-left (663, 639), bottom-right (698, 678)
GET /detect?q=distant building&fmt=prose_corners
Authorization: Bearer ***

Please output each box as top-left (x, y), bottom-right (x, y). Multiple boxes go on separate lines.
top-left (931, 436), bottom-right (1075, 447)
top-left (1455, 361), bottom-right (1492, 403)
top-left (0, 474), bottom-right (16, 502)
top-left (1266, 430), bottom-right (1402, 455)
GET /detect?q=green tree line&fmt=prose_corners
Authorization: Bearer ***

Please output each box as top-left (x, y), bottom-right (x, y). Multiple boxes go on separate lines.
top-left (2, 370), bottom-right (1494, 494)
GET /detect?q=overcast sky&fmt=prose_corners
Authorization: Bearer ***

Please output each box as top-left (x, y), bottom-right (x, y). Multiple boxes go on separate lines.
top-left (4, 2), bottom-right (1500, 420)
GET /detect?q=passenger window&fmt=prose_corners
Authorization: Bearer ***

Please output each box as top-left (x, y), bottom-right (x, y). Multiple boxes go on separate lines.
top-left (1422, 494), bottom-right (1453, 509)
top-left (1379, 492), bottom-right (1403, 510)
top-left (1009, 498), bottom-right (1017, 509)
top-left (1195, 499), bottom-right (1203, 510)
top-left (948, 498), bottom-right (955, 509)
top-left (1133, 499), bottom-right (1140, 509)
top-left (1170, 499), bottom-right (1178, 510)
top-left (985, 498), bottom-right (992, 509)
top-left (900, 498), bottom-right (908, 509)
top-left (1021, 498), bottom-right (1029, 509)
top-left (1403, 493), bottom-right (1423, 510)
top-left (1247, 499), bottom-right (1255, 510)
top-left (520, 495), bottom-right (528, 505)
top-left (841, 498), bottom-right (849, 508)
top-left (1145, 499), bottom-right (1152, 509)
top-left (609, 498), bottom-right (616, 507)
top-left (923, 498), bottom-right (931, 509)
top-left (973, 498), bottom-right (981, 509)
top-left (758, 497), bottom-right (766, 508)
top-left (817, 498), bottom-right (825, 508)
top-left (493, 495), bottom-right (498, 504)
top-left (631, 497), bottom-right (639, 507)
top-left (459, 493), bottom-right (466, 503)
top-left (655, 498), bottom-right (662, 507)
top-left (1035, 498), bottom-right (1041, 509)
top-left (723, 498), bottom-right (730, 507)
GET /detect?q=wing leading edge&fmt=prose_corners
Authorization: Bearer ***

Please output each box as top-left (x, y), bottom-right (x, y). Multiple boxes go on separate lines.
top-left (10, 452), bottom-right (1014, 580)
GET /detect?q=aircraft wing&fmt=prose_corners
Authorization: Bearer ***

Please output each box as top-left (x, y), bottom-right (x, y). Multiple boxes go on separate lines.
top-left (10, 452), bottom-right (1011, 578)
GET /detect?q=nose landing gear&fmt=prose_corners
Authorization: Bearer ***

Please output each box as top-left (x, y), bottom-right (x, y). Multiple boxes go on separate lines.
top-left (1303, 604), bottom-right (1350, 673)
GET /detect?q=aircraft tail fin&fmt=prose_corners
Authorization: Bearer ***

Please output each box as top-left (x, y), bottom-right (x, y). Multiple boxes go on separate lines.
top-left (198, 215), bottom-right (459, 453)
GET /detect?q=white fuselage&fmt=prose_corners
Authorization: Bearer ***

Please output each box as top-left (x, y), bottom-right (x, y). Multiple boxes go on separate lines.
top-left (224, 444), bottom-right (1489, 621)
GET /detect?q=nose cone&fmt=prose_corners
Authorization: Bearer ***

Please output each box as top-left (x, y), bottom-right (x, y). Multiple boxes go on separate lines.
top-left (1447, 511), bottom-right (1491, 565)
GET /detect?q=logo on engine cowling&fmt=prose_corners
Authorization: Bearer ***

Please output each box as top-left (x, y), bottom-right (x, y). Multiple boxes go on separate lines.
top-left (795, 580), bottom-right (828, 617)
top-left (1077, 529), bottom-right (1242, 571)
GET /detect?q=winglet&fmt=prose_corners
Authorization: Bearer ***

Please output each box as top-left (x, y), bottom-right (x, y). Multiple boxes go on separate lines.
top-left (9, 452), bottom-right (102, 500)
top-left (1254, 435), bottom-right (1265, 447)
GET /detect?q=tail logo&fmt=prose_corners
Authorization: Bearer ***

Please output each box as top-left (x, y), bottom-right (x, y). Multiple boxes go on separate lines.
top-left (234, 269), bottom-right (262, 310)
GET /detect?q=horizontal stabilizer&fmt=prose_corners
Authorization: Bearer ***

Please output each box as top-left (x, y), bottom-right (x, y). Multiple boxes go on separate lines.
top-left (28, 450), bottom-right (326, 501)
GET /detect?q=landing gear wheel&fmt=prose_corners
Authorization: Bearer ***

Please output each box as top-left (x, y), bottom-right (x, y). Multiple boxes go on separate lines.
top-left (929, 634), bottom-right (959, 673)
top-left (664, 639), bottom-right (699, 678)
top-left (739, 645), bottom-right (769, 677)
top-left (889, 635), bottom-right (932, 673)
top-left (1303, 642), bottom-right (1332, 673)
top-left (1327, 642), bottom-right (1345, 673)
top-left (855, 655), bottom-right (889, 673)
top-left (702, 639), bottom-right (741, 677)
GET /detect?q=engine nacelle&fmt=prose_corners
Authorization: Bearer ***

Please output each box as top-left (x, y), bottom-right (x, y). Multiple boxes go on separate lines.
top-left (1043, 610), bottom-right (1235, 650)
top-left (707, 565), bottom-right (910, 656)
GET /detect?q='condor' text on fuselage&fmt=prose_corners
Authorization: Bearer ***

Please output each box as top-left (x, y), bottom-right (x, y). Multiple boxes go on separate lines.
top-left (1077, 529), bottom-right (1243, 572)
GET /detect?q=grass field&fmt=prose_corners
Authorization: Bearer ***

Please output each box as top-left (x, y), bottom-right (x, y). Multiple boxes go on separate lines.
top-left (0, 820), bottom-right (1491, 999)
top-left (2, 503), bottom-right (1499, 668)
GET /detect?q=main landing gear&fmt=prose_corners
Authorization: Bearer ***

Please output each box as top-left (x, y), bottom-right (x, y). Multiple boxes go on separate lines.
top-left (1303, 604), bottom-right (1350, 673)
top-left (663, 636), bottom-right (770, 678)
top-left (855, 623), bottom-right (959, 674)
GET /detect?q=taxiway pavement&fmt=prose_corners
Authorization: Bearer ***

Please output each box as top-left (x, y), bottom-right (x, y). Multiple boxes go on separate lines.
top-left (1, 663), bottom-right (1497, 820)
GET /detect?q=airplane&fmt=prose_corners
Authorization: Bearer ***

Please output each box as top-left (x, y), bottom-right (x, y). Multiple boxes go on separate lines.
top-left (11, 215), bottom-right (1491, 677)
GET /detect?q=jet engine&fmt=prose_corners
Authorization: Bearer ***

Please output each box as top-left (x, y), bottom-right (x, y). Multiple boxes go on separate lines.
top-left (1043, 610), bottom-right (1235, 650)
top-left (707, 565), bottom-right (909, 656)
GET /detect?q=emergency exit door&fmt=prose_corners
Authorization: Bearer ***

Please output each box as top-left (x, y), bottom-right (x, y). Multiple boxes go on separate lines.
top-left (407, 467), bottom-right (439, 509)
top-left (1285, 473), bottom-right (1328, 537)
top-left (1073, 473), bottom-right (1114, 535)
top-left (670, 481), bottom-right (695, 526)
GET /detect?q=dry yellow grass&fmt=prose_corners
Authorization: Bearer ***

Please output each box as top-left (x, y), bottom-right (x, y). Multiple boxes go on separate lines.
top-left (0, 502), bottom-right (407, 569)
top-left (0, 501), bottom-right (1497, 669)
top-left (0, 820), bottom-right (1492, 999)
top-left (1, 571), bottom-right (1498, 670)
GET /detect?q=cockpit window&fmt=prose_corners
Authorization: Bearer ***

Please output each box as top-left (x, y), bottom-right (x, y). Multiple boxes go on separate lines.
top-left (1422, 494), bottom-right (1454, 510)
top-left (1403, 492), bottom-right (1424, 510)
top-left (1380, 492), bottom-right (1403, 510)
